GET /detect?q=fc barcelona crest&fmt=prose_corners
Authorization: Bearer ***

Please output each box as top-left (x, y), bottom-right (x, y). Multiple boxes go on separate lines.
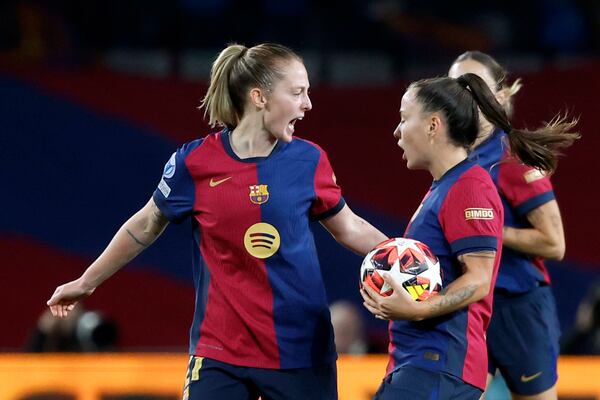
top-left (249, 184), bottom-right (270, 205)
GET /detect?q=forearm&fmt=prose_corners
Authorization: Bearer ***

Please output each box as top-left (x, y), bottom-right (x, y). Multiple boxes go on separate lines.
top-left (321, 205), bottom-right (388, 256)
top-left (414, 273), bottom-right (490, 320)
top-left (80, 204), bottom-right (168, 289)
top-left (503, 226), bottom-right (563, 259)
top-left (335, 216), bottom-right (388, 256)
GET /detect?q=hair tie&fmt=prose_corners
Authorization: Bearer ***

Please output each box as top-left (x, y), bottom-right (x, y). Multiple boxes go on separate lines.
top-left (238, 47), bottom-right (248, 61)
top-left (456, 75), bottom-right (471, 91)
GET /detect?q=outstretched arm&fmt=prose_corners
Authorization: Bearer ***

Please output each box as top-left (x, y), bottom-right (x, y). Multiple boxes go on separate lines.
top-left (47, 198), bottom-right (169, 317)
top-left (503, 200), bottom-right (565, 260)
top-left (361, 250), bottom-right (495, 321)
top-left (320, 204), bottom-right (388, 256)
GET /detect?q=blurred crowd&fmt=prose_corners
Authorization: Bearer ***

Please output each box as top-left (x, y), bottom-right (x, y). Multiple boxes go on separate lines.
top-left (1, 0), bottom-right (599, 79)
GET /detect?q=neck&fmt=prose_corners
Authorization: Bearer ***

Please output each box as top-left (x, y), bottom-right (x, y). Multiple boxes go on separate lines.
top-left (230, 115), bottom-right (278, 158)
top-left (429, 146), bottom-right (468, 181)
top-left (472, 121), bottom-right (495, 149)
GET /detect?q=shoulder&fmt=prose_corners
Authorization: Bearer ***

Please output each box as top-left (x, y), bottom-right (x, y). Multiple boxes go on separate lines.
top-left (177, 132), bottom-right (220, 159)
top-left (445, 165), bottom-right (501, 207)
top-left (438, 165), bottom-right (503, 236)
top-left (455, 164), bottom-right (496, 189)
top-left (291, 136), bottom-right (323, 152)
top-left (498, 156), bottom-right (551, 185)
top-left (285, 136), bottom-right (326, 161)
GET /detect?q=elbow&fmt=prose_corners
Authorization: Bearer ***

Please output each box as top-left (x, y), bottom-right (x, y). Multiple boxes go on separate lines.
top-left (469, 272), bottom-right (493, 302)
top-left (549, 249), bottom-right (565, 261)
top-left (475, 280), bottom-right (492, 302)
top-left (546, 241), bottom-right (566, 261)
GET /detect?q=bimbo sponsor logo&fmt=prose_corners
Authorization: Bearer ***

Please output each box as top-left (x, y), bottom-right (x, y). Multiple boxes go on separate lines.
top-left (464, 208), bottom-right (494, 220)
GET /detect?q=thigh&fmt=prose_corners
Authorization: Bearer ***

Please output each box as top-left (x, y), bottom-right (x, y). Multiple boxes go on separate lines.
top-left (487, 287), bottom-right (560, 396)
top-left (373, 366), bottom-right (439, 400)
top-left (439, 373), bottom-right (482, 400)
top-left (184, 356), bottom-right (257, 400)
top-left (252, 362), bottom-right (337, 400)
top-left (374, 366), bottom-right (482, 400)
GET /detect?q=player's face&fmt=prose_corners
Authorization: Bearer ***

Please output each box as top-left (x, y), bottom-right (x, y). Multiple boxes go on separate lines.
top-left (448, 59), bottom-right (499, 99)
top-left (393, 88), bottom-right (432, 170)
top-left (263, 59), bottom-right (312, 143)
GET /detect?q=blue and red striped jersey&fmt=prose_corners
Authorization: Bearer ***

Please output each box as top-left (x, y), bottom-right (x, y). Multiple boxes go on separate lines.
top-left (470, 129), bottom-right (554, 294)
top-left (387, 159), bottom-right (503, 390)
top-left (152, 129), bottom-right (345, 369)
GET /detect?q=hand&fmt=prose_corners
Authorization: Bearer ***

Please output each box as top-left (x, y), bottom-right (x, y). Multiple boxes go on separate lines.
top-left (47, 279), bottom-right (95, 318)
top-left (360, 271), bottom-right (424, 321)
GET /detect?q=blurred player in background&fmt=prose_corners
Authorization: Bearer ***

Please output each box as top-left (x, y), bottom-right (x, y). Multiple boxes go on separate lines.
top-left (449, 50), bottom-right (579, 400)
top-left (47, 42), bottom-right (387, 400)
top-left (330, 300), bottom-right (368, 354)
top-left (361, 72), bottom-right (578, 400)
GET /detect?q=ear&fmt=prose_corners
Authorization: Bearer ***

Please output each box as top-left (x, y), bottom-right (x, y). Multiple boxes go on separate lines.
top-left (428, 114), bottom-right (442, 139)
top-left (495, 87), bottom-right (509, 107)
top-left (250, 88), bottom-right (267, 109)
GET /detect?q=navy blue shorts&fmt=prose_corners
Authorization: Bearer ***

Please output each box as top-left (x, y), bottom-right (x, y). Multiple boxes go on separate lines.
top-left (373, 366), bottom-right (482, 400)
top-left (183, 356), bottom-right (337, 400)
top-left (487, 285), bottom-right (561, 395)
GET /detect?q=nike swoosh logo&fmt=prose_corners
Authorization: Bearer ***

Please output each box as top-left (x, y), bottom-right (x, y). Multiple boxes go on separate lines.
top-left (520, 371), bottom-right (543, 382)
top-left (209, 177), bottom-right (232, 187)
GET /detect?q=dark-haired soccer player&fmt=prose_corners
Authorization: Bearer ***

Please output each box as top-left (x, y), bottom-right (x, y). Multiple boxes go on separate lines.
top-left (362, 70), bottom-right (577, 399)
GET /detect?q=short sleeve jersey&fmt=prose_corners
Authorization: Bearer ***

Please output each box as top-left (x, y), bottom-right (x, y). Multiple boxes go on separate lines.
top-left (469, 129), bottom-right (554, 294)
top-left (387, 160), bottom-right (503, 390)
top-left (152, 129), bottom-right (345, 369)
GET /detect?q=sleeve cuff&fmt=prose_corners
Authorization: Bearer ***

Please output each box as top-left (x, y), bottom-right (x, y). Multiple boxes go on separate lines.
top-left (152, 190), bottom-right (185, 224)
top-left (311, 197), bottom-right (346, 221)
top-left (450, 235), bottom-right (498, 256)
top-left (515, 191), bottom-right (555, 216)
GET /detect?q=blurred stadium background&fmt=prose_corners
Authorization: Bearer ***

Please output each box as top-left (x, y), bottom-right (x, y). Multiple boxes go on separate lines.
top-left (1, 1), bottom-right (599, 399)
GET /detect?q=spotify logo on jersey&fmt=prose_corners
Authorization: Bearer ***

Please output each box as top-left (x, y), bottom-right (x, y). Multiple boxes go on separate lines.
top-left (244, 222), bottom-right (281, 259)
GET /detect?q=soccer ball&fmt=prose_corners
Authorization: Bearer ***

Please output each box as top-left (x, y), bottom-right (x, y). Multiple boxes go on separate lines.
top-left (360, 238), bottom-right (442, 301)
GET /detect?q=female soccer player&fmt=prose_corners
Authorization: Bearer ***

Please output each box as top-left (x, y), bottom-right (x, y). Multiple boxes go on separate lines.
top-left (361, 72), bottom-right (577, 400)
top-left (448, 51), bottom-right (579, 400)
top-left (47, 43), bottom-right (387, 400)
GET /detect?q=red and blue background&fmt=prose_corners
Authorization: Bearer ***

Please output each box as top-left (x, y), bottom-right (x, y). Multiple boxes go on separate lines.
top-left (2, 62), bottom-right (599, 350)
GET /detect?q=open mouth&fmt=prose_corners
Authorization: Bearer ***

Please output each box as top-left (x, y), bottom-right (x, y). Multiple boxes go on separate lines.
top-left (288, 116), bottom-right (303, 133)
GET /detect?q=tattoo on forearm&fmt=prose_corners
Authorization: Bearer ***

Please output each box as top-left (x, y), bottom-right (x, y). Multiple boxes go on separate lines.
top-left (126, 228), bottom-right (149, 247)
top-left (432, 284), bottom-right (478, 313)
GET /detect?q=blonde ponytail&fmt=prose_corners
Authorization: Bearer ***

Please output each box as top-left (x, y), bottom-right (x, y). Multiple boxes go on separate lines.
top-left (199, 43), bottom-right (302, 130)
top-left (200, 44), bottom-right (247, 129)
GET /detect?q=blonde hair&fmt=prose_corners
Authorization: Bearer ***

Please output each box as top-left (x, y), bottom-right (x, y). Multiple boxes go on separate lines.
top-left (452, 51), bottom-right (522, 117)
top-left (200, 43), bottom-right (302, 129)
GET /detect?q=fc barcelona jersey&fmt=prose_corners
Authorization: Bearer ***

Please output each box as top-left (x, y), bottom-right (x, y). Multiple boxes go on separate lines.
top-left (469, 129), bottom-right (554, 294)
top-left (387, 159), bottom-right (503, 390)
top-left (152, 129), bottom-right (345, 369)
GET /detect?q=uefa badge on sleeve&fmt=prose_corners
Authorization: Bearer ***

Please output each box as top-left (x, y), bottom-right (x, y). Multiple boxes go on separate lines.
top-left (163, 152), bottom-right (176, 179)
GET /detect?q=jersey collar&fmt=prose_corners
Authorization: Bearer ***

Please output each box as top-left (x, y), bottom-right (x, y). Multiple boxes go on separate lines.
top-left (220, 128), bottom-right (286, 163)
